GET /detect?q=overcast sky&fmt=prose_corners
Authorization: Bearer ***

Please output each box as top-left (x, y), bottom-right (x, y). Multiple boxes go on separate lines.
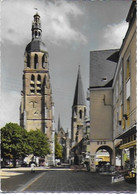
top-left (1, 0), bottom-right (131, 133)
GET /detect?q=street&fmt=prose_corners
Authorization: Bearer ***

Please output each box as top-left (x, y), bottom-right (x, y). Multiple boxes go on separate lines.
top-left (1, 167), bottom-right (136, 193)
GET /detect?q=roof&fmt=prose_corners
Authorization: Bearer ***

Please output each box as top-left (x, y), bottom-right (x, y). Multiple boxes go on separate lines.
top-left (25, 39), bottom-right (48, 53)
top-left (126, 1), bottom-right (136, 23)
top-left (115, 125), bottom-right (136, 139)
top-left (25, 12), bottom-right (48, 53)
top-left (73, 66), bottom-right (86, 106)
top-left (89, 49), bottom-right (119, 88)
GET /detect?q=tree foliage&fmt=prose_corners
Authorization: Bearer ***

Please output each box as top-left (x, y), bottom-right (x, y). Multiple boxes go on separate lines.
top-left (27, 129), bottom-right (51, 157)
top-left (55, 134), bottom-right (62, 159)
top-left (1, 123), bottom-right (51, 167)
top-left (1, 123), bottom-right (32, 166)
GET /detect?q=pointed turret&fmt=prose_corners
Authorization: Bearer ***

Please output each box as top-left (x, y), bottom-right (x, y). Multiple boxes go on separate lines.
top-left (73, 66), bottom-right (86, 106)
top-left (32, 12), bottom-right (42, 40)
top-left (26, 11), bottom-right (48, 53)
top-left (71, 66), bottom-right (87, 145)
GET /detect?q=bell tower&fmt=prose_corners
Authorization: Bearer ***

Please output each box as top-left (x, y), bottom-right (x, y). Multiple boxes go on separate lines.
top-left (71, 66), bottom-right (87, 146)
top-left (20, 12), bottom-right (53, 141)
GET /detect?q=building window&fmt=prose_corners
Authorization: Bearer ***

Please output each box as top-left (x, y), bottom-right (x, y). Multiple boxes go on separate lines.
top-left (126, 97), bottom-right (130, 127)
top-left (126, 57), bottom-right (130, 81)
top-left (30, 74), bottom-right (35, 94)
top-left (37, 74), bottom-right (41, 94)
top-left (79, 110), bottom-right (82, 119)
top-left (35, 31), bottom-right (37, 37)
top-left (84, 108), bottom-right (86, 117)
top-left (27, 54), bottom-right (30, 68)
top-left (42, 54), bottom-right (45, 68)
top-left (37, 74), bottom-right (41, 83)
top-left (34, 54), bottom-right (38, 69)
top-left (31, 74), bottom-right (35, 83)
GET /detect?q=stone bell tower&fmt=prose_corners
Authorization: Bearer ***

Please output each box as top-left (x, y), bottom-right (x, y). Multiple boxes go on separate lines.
top-left (71, 66), bottom-right (87, 147)
top-left (20, 12), bottom-right (54, 143)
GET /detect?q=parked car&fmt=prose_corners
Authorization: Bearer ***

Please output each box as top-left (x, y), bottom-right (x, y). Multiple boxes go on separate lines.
top-left (124, 168), bottom-right (136, 184)
top-left (96, 161), bottom-right (110, 172)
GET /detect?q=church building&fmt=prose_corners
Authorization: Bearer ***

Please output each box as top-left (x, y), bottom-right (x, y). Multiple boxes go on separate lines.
top-left (20, 12), bottom-right (55, 165)
top-left (70, 66), bottom-right (87, 165)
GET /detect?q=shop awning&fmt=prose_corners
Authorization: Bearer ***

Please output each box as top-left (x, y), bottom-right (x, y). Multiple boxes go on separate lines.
top-left (115, 125), bottom-right (136, 139)
top-left (119, 140), bottom-right (136, 149)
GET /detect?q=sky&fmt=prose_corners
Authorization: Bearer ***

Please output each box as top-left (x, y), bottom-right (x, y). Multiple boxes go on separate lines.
top-left (1, 0), bottom-right (132, 133)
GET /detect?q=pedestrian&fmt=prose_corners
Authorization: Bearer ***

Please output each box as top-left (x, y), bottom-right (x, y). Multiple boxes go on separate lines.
top-left (31, 163), bottom-right (35, 173)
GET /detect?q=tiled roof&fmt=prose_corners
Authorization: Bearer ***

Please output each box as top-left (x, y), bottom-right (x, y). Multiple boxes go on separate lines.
top-left (89, 49), bottom-right (119, 88)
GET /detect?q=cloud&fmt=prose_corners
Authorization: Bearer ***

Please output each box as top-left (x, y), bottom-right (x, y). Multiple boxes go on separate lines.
top-left (100, 21), bottom-right (128, 49)
top-left (2, 0), bottom-right (87, 46)
top-left (0, 91), bottom-right (20, 127)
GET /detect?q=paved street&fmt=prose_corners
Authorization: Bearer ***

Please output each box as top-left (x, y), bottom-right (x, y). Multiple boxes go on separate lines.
top-left (1, 168), bottom-right (136, 193)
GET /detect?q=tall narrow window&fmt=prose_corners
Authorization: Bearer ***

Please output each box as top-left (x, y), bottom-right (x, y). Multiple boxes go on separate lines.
top-left (31, 74), bottom-right (35, 83)
top-left (30, 74), bottom-right (35, 94)
top-left (127, 98), bottom-right (130, 127)
top-left (37, 74), bottom-right (41, 94)
top-left (42, 54), bottom-right (45, 68)
top-left (27, 54), bottom-right (30, 68)
top-left (79, 110), bottom-right (82, 119)
top-left (126, 57), bottom-right (130, 80)
top-left (84, 108), bottom-right (86, 117)
top-left (35, 31), bottom-right (37, 37)
top-left (34, 54), bottom-right (38, 69)
top-left (37, 74), bottom-right (41, 83)
top-left (43, 75), bottom-right (47, 87)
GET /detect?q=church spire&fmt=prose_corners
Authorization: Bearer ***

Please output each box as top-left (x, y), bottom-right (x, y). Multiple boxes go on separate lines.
top-left (31, 11), bottom-right (42, 40)
top-left (73, 66), bottom-right (86, 106)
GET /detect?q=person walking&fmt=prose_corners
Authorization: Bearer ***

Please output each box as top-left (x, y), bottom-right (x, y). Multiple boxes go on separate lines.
top-left (31, 163), bottom-right (35, 173)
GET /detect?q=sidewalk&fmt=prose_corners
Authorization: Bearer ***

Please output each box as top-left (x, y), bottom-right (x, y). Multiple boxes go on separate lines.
top-left (1, 168), bottom-right (43, 192)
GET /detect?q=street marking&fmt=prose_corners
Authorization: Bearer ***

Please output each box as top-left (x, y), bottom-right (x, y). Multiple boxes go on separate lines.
top-left (0, 171), bottom-right (24, 179)
top-left (15, 172), bottom-right (46, 192)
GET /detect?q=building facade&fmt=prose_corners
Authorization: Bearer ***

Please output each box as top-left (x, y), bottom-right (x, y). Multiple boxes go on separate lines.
top-left (88, 49), bottom-right (118, 171)
top-left (20, 12), bottom-right (55, 165)
top-left (88, 1), bottom-right (136, 171)
top-left (113, 1), bottom-right (136, 169)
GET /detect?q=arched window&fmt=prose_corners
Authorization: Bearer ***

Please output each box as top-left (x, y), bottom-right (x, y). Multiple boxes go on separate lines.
top-left (43, 75), bottom-right (46, 86)
top-left (37, 74), bottom-right (41, 82)
top-left (35, 31), bottom-right (37, 37)
top-left (79, 110), bottom-right (82, 119)
top-left (84, 108), bottom-right (86, 117)
top-left (30, 74), bottom-right (35, 94)
top-left (34, 54), bottom-right (38, 69)
top-left (42, 54), bottom-right (45, 68)
top-left (27, 54), bottom-right (30, 68)
top-left (31, 74), bottom-right (35, 83)
top-left (37, 74), bottom-right (41, 94)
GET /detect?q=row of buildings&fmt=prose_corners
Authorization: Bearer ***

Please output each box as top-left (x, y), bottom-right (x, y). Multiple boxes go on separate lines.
top-left (70, 1), bottom-right (136, 171)
top-left (19, 1), bottom-right (136, 170)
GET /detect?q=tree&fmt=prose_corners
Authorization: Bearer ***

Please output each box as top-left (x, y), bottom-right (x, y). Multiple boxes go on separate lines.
top-left (55, 134), bottom-right (63, 159)
top-left (27, 129), bottom-right (51, 157)
top-left (1, 123), bottom-right (32, 167)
